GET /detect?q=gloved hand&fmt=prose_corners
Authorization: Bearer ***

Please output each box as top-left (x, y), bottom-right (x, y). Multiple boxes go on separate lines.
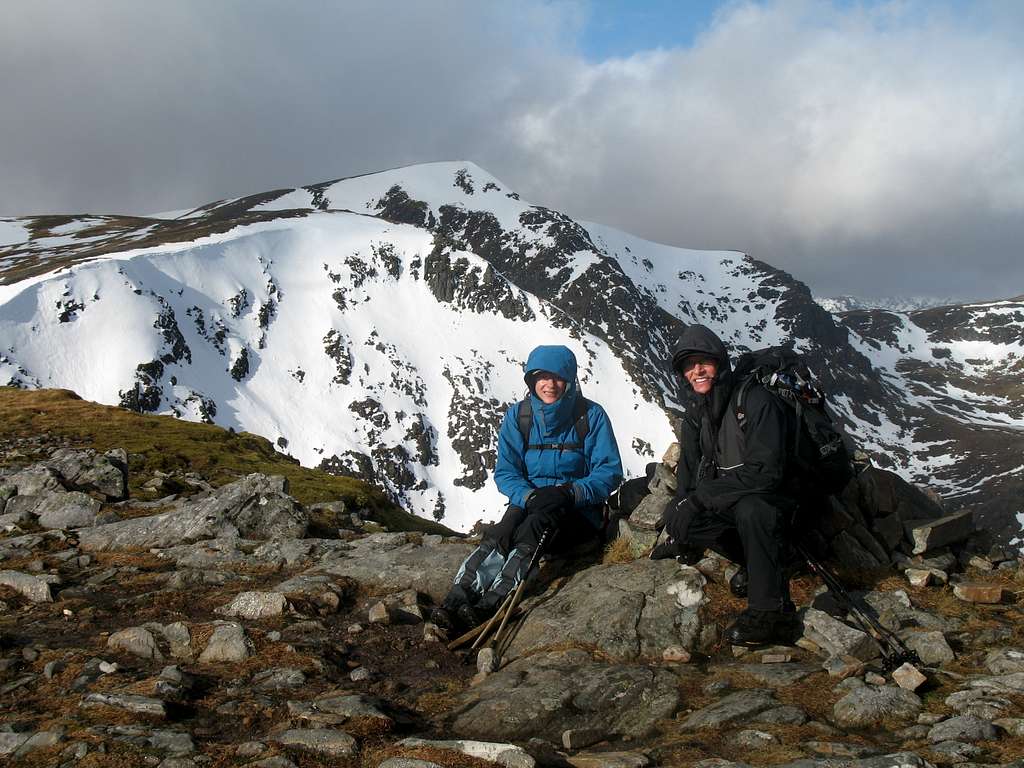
top-left (649, 538), bottom-right (683, 560)
top-left (526, 484), bottom-right (574, 528)
top-left (661, 496), bottom-right (701, 543)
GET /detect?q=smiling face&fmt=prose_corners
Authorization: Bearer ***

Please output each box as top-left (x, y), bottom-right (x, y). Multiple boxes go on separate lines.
top-left (533, 371), bottom-right (568, 404)
top-left (681, 354), bottom-right (719, 395)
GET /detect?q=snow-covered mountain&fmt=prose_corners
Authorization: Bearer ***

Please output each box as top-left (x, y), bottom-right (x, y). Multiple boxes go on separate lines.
top-left (1, 162), bottom-right (1021, 540)
top-left (817, 295), bottom-right (967, 314)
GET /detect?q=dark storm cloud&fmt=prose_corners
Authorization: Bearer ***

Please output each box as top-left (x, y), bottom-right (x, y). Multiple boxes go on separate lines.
top-left (2, 1), bottom-right (1022, 301)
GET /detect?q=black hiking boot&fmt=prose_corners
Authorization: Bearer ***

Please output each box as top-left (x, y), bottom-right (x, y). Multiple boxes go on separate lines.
top-left (456, 602), bottom-right (494, 631)
top-left (649, 539), bottom-right (704, 565)
top-left (729, 567), bottom-right (749, 598)
top-left (724, 607), bottom-right (798, 647)
top-left (428, 606), bottom-right (456, 632)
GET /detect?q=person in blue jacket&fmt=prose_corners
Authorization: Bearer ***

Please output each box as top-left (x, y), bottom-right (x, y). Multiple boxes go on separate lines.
top-left (432, 344), bottom-right (623, 631)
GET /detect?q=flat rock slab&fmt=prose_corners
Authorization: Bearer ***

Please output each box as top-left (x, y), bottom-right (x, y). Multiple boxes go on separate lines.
top-left (82, 693), bottom-right (167, 718)
top-left (927, 714), bottom-right (999, 743)
top-left (953, 581), bottom-right (1004, 604)
top-left (316, 533), bottom-right (474, 602)
top-left (273, 728), bottom-right (355, 757)
top-left (908, 510), bottom-right (973, 554)
top-left (833, 685), bottom-right (921, 729)
top-left (985, 647), bottom-right (1024, 675)
top-left (398, 738), bottom-right (535, 768)
top-left (78, 473), bottom-right (306, 551)
top-left (729, 663), bottom-right (820, 688)
top-left (505, 560), bottom-right (706, 662)
top-left (566, 752), bottom-right (651, 768)
top-left (451, 649), bottom-right (679, 743)
top-left (679, 689), bottom-right (778, 731)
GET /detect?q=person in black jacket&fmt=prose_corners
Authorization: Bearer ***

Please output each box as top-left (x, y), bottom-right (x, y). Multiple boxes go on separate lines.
top-left (654, 324), bottom-right (798, 647)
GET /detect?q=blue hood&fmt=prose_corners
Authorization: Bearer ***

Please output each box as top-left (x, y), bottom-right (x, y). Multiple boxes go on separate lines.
top-left (523, 345), bottom-right (580, 434)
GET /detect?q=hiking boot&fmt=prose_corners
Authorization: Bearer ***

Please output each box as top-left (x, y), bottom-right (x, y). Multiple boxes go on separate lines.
top-left (428, 606), bottom-right (456, 632)
top-left (456, 602), bottom-right (492, 630)
top-left (724, 607), bottom-right (798, 648)
top-left (729, 567), bottom-right (748, 598)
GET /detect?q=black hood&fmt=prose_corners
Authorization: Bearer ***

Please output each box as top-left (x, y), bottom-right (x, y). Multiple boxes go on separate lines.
top-left (670, 324), bottom-right (732, 375)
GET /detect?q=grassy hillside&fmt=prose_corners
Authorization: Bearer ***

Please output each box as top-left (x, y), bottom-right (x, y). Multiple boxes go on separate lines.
top-left (0, 387), bottom-right (453, 535)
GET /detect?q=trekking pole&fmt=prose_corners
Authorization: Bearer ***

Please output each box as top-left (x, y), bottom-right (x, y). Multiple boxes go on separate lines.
top-left (797, 544), bottom-right (920, 671)
top-left (490, 527), bottom-right (551, 649)
top-left (470, 587), bottom-right (517, 650)
top-left (446, 603), bottom-right (526, 651)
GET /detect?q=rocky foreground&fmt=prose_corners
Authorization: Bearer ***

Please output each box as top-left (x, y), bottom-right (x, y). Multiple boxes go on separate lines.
top-left (2, 441), bottom-right (1024, 767)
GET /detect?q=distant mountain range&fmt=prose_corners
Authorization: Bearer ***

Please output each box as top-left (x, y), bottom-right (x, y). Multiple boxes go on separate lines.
top-left (1, 162), bottom-right (1021, 542)
top-left (816, 295), bottom-right (971, 313)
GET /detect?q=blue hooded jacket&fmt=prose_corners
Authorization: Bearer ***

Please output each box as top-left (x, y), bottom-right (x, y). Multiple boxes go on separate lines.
top-left (493, 345), bottom-right (623, 528)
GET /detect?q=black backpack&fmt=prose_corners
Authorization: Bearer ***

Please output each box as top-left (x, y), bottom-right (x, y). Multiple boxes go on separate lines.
top-left (732, 347), bottom-right (854, 496)
top-left (516, 395), bottom-right (590, 452)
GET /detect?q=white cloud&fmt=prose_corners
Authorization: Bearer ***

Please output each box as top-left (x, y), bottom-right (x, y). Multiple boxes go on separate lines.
top-left (1, 0), bottom-right (1021, 299)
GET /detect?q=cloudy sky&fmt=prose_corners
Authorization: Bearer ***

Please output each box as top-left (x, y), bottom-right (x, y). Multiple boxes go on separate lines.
top-left (2, 0), bottom-right (1021, 300)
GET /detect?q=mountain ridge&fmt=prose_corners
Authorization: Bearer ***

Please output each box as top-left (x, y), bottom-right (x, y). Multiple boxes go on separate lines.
top-left (1, 161), bottom-right (1021, 541)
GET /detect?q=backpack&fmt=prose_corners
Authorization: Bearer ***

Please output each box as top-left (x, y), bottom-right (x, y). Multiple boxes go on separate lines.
top-left (516, 395), bottom-right (590, 452)
top-left (732, 347), bottom-right (854, 496)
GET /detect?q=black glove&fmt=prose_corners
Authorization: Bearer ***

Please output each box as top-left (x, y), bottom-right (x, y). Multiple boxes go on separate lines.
top-left (662, 496), bottom-right (701, 543)
top-left (526, 484), bottom-right (573, 528)
top-left (649, 539), bottom-right (683, 560)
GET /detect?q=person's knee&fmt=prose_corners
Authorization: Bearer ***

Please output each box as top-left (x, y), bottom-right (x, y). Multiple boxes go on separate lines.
top-left (734, 497), bottom-right (779, 534)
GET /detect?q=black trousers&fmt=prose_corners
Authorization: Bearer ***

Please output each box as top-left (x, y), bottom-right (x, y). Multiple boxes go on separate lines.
top-left (685, 495), bottom-right (793, 611)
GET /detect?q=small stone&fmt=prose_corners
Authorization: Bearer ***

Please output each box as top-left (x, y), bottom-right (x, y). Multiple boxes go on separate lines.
top-left (563, 727), bottom-right (604, 750)
top-left (422, 622), bottom-right (447, 643)
top-left (347, 623), bottom-right (363, 634)
top-left (663, 646), bottom-right (691, 663)
top-left (731, 729), bottom-right (777, 749)
top-left (953, 582), bottom-right (1003, 604)
top-left (198, 623), bottom-right (251, 664)
top-left (918, 712), bottom-right (945, 724)
top-left (824, 655), bottom-right (865, 679)
top-left (22, 647), bottom-right (39, 662)
top-left (107, 626), bottom-right (164, 661)
top-left (967, 554), bottom-right (995, 571)
top-left (905, 569), bottom-right (933, 587)
top-left (892, 662), bottom-right (927, 692)
top-left (266, 631), bottom-right (281, 642)
top-left (99, 661), bottom-right (119, 674)
top-left (349, 666), bottom-right (371, 682)
top-left (368, 602), bottom-right (389, 624)
top-left (795, 637), bottom-right (822, 654)
top-left (760, 653), bottom-right (792, 664)
top-left (865, 672), bottom-right (886, 686)
top-left (903, 630), bottom-right (955, 666)
top-left (477, 647), bottom-right (499, 675)
top-left (235, 741), bottom-right (266, 758)
top-left (802, 608), bottom-right (879, 661)
top-left (44, 660), bottom-right (66, 679)
top-left (217, 591), bottom-right (287, 620)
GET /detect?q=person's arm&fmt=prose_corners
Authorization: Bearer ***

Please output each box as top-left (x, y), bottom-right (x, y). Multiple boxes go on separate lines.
top-left (569, 403), bottom-right (623, 507)
top-left (493, 405), bottom-right (534, 508)
top-left (675, 409), bottom-right (702, 496)
top-left (690, 385), bottom-right (789, 513)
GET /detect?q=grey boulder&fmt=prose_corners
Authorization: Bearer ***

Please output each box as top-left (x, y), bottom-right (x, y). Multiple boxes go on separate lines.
top-left (505, 560), bottom-right (707, 661)
top-left (451, 649), bottom-right (679, 743)
top-left (833, 685), bottom-right (922, 728)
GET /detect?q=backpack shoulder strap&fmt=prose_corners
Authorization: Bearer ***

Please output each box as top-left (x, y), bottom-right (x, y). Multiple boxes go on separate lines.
top-left (517, 397), bottom-right (532, 446)
top-left (574, 396), bottom-right (591, 443)
top-left (733, 375), bottom-right (757, 429)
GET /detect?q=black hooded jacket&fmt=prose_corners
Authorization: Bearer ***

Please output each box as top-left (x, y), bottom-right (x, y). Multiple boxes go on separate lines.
top-left (671, 325), bottom-right (795, 513)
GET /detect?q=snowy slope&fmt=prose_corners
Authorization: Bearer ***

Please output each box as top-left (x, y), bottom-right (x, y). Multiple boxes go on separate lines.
top-left (1, 161), bottom-right (1021, 540)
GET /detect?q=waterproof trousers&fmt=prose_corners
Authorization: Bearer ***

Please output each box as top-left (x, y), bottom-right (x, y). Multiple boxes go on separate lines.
top-left (685, 494), bottom-right (793, 611)
top-left (442, 504), bottom-right (599, 613)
